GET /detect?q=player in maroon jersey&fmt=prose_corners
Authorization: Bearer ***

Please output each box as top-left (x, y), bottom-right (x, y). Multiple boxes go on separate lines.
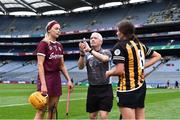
top-left (34, 20), bottom-right (73, 119)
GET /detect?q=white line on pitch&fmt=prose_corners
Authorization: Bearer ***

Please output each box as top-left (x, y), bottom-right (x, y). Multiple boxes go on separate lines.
top-left (0, 98), bottom-right (86, 108)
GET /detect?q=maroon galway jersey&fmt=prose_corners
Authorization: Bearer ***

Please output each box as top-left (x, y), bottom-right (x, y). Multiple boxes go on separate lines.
top-left (36, 40), bottom-right (64, 72)
top-left (36, 40), bottom-right (64, 96)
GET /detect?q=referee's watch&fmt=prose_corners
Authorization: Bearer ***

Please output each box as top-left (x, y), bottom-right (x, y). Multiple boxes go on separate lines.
top-left (80, 54), bottom-right (85, 57)
top-left (89, 49), bottom-right (93, 54)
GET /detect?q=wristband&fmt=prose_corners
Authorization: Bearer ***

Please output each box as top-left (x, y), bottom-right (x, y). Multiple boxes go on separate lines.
top-left (89, 49), bottom-right (93, 54)
top-left (80, 50), bottom-right (85, 57)
top-left (80, 54), bottom-right (85, 57)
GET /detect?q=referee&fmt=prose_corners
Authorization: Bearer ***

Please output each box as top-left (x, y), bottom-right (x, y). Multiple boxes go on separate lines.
top-left (78, 32), bottom-right (113, 120)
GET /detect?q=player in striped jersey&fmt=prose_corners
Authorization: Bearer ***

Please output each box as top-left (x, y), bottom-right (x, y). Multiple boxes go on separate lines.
top-left (106, 20), bottom-right (161, 119)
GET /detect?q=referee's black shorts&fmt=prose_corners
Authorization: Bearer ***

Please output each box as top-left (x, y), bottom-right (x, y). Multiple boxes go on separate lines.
top-left (86, 84), bottom-right (113, 113)
top-left (117, 82), bottom-right (146, 108)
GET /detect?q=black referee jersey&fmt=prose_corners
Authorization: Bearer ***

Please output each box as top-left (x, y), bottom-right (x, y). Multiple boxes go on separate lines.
top-left (112, 40), bottom-right (153, 92)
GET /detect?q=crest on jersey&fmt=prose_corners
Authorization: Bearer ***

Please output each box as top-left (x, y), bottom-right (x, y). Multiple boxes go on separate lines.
top-left (49, 46), bottom-right (52, 50)
top-left (54, 46), bottom-right (57, 51)
top-left (114, 49), bottom-right (121, 56)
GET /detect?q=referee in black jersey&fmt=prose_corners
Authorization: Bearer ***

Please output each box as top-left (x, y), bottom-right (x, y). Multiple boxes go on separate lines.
top-left (78, 32), bottom-right (113, 120)
top-left (106, 21), bottom-right (161, 119)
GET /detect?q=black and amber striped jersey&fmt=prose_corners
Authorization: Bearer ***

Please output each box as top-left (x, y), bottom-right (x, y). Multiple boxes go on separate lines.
top-left (112, 40), bottom-right (153, 92)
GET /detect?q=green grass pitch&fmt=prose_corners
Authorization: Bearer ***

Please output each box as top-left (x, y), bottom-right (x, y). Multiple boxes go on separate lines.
top-left (0, 84), bottom-right (180, 119)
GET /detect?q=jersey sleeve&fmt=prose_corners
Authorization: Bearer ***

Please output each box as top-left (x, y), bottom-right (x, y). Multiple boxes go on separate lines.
top-left (36, 41), bottom-right (48, 56)
top-left (142, 44), bottom-right (154, 58)
top-left (103, 49), bottom-right (112, 60)
top-left (112, 44), bottom-right (125, 64)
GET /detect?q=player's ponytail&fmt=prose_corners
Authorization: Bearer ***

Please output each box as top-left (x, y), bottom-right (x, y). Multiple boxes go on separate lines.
top-left (133, 33), bottom-right (141, 44)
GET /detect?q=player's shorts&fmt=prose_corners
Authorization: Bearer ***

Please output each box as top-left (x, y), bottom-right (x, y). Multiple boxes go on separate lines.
top-left (86, 84), bottom-right (113, 113)
top-left (117, 82), bottom-right (146, 108)
top-left (37, 71), bottom-right (62, 97)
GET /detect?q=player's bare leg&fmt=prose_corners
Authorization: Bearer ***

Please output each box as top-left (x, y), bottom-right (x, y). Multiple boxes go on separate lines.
top-left (120, 107), bottom-right (135, 119)
top-left (89, 111), bottom-right (98, 120)
top-left (135, 108), bottom-right (145, 120)
top-left (47, 96), bottom-right (59, 119)
top-left (99, 110), bottom-right (108, 120)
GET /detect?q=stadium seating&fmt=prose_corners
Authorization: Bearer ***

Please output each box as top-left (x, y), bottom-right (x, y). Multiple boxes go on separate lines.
top-left (0, 0), bottom-right (179, 35)
top-left (145, 57), bottom-right (180, 87)
top-left (0, 0), bottom-right (180, 86)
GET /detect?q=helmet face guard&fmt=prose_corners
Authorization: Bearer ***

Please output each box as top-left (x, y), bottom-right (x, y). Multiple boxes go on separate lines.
top-left (28, 91), bottom-right (48, 110)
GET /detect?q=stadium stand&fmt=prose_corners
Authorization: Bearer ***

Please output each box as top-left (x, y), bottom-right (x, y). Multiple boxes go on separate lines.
top-left (0, 0), bottom-right (179, 36)
top-left (0, 0), bottom-right (180, 87)
top-left (144, 57), bottom-right (180, 87)
top-left (146, 0), bottom-right (180, 24)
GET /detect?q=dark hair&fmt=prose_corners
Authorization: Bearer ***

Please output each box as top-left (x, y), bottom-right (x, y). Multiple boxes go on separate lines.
top-left (117, 20), bottom-right (135, 39)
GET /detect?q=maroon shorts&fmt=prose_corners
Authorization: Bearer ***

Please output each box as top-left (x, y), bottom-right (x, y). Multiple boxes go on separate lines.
top-left (37, 71), bottom-right (62, 97)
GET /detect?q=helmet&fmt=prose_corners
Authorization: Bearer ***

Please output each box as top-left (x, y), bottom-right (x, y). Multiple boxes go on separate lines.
top-left (28, 91), bottom-right (48, 110)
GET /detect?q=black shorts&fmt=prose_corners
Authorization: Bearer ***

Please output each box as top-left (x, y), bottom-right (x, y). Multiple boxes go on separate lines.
top-left (86, 84), bottom-right (113, 113)
top-left (117, 82), bottom-right (146, 108)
